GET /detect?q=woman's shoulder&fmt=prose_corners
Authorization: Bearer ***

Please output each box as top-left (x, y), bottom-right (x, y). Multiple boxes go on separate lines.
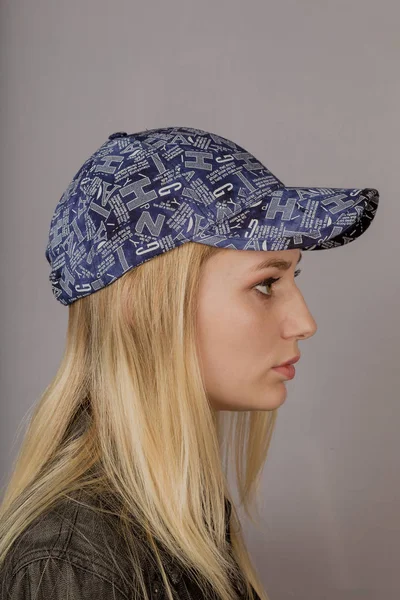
top-left (1, 553), bottom-right (131, 600)
top-left (1, 490), bottom-right (157, 599)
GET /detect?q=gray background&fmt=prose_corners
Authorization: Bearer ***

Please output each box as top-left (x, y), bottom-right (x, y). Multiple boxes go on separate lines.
top-left (1, 1), bottom-right (398, 598)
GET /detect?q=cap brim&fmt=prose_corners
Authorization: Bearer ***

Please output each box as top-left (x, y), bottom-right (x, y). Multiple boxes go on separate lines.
top-left (195, 187), bottom-right (379, 251)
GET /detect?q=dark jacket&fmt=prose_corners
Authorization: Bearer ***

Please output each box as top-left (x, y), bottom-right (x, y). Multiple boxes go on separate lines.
top-left (1, 490), bottom-right (260, 599)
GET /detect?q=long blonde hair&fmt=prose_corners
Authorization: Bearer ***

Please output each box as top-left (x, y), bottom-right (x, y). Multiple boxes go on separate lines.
top-left (0, 241), bottom-right (277, 600)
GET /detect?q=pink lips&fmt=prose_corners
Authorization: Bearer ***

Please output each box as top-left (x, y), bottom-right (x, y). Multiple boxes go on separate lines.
top-left (272, 364), bottom-right (296, 379)
top-left (276, 355), bottom-right (300, 367)
top-left (272, 355), bottom-right (300, 379)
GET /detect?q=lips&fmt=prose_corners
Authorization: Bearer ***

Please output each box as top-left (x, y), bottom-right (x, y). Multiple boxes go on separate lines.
top-left (275, 355), bottom-right (300, 368)
top-left (272, 364), bottom-right (296, 380)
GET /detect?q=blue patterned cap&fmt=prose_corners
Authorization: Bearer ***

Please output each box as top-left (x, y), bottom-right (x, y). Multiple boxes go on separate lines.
top-left (45, 126), bottom-right (380, 306)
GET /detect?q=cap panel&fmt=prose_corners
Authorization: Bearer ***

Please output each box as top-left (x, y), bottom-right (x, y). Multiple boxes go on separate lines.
top-left (108, 127), bottom-right (285, 226)
top-left (46, 128), bottom-right (286, 305)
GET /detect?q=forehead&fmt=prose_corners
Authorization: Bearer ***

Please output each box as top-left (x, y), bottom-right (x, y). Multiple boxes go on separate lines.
top-left (217, 248), bottom-right (302, 272)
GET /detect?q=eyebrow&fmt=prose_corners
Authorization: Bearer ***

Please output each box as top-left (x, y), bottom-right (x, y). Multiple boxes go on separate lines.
top-left (249, 252), bottom-right (303, 273)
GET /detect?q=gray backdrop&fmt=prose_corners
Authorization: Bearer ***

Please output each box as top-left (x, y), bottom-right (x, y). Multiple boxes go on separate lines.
top-left (1, 1), bottom-right (398, 599)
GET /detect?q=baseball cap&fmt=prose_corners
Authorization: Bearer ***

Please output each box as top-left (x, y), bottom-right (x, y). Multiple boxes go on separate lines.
top-left (45, 126), bottom-right (380, 306)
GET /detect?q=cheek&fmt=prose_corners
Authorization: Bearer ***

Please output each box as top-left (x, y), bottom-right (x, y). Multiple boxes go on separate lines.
top-left (196, 292), bottom-right (275, 381)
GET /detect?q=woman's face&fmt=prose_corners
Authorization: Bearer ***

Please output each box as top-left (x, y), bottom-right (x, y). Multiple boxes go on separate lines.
top-left (196, 248), bottom-right (317, 411)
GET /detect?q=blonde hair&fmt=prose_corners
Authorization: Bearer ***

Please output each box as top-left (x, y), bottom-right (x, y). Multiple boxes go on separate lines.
top-left (0, 241), bottom-right (277, 600)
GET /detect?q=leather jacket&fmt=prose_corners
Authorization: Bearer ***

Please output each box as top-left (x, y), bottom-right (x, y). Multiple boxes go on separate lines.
top-left (1, 490), bottom-right (261, 599)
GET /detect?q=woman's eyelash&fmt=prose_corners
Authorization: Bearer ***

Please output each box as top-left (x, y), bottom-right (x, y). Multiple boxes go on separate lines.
top-left (254, 269), bottom-right (302, 300)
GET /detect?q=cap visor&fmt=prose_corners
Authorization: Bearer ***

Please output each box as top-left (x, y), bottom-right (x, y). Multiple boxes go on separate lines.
top-left (195, 187), bottom-right (379, 251)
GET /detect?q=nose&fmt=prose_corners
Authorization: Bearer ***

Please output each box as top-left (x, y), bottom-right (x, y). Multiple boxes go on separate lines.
top-left (290, 291), bottom-right (318, 341)
top-left (298, 318), bottom-right (317, 340)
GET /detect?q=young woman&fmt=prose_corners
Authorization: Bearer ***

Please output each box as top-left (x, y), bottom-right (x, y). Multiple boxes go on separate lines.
top-left (0, 127), bottom-right (379, 600)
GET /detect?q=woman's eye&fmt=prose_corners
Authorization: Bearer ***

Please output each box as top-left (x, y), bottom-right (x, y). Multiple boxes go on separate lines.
top-left (254, 268), bottom-right (302, 300)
